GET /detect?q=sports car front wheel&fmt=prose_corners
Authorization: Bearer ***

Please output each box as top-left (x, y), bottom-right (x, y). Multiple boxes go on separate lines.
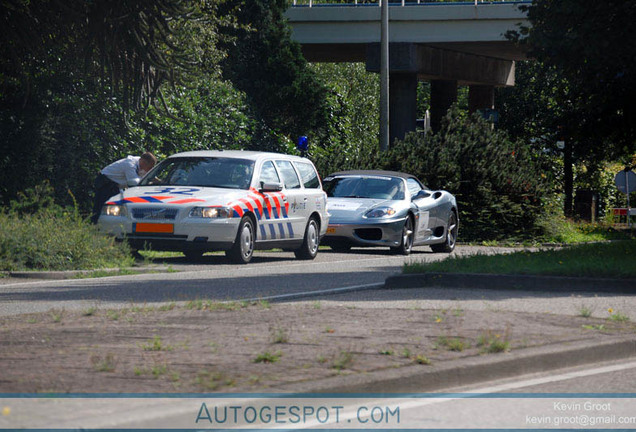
top-left (431, 212), bottom-right (457, 253)
top-left (390, 215), bottom-right (414, 255)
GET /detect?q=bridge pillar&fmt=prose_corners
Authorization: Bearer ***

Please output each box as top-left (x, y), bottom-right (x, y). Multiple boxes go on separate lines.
top-left (390, 73), bottom-right (418, 144)
top-left (430, 80), bottom-right (458, 133)
top-left (468, 85), bottom-right (495, 113)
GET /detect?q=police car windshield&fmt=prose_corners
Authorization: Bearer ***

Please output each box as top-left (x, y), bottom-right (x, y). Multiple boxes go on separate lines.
top-left (139, 157), bottom-right (255, 190)
top-left (323, 176), bottom-right (405, 200)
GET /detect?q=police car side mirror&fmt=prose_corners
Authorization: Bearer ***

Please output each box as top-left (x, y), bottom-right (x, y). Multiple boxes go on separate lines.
top-left (127, 179), bottom-right (140, 187)
top-left (260, 182), bottom-right (283, 193)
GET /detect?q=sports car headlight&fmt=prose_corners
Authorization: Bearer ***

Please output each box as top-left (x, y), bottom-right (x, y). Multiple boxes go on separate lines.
top-left (101, 204), bottom-right (127, 217)
top-left (364, 207), bottom-right (397, 218)
top-left (189, 207), bottom-right (232, 218)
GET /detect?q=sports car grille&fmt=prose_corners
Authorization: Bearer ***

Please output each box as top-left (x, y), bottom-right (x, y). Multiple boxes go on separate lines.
top-left (132, 207), bottom-right (179, 221)
top-left (354, 228), bottom-right (383, 241)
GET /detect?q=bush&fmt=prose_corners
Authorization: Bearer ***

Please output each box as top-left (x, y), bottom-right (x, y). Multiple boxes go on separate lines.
top-left (375, 106), bottom-right (550, 241)
top-left (0, 184), bottom-right (133, 271)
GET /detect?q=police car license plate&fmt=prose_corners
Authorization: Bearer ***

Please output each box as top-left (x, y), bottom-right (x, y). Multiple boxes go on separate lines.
top-left (134, 223), bottom-right (174, 234)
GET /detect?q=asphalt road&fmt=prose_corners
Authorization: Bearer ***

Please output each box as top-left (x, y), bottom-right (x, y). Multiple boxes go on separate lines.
top-left (1, 244), bottom-right (635, 321)
top-left (0, 245), bottom-right (514, 317)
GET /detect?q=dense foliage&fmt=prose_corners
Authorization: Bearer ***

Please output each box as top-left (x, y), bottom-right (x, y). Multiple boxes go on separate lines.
top-left (0, 0), bottom-right (318, 209)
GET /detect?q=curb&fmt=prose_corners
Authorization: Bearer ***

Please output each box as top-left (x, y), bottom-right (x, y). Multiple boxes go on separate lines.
top-left (7, 266), bottom-right (173, 280)
top-left (272, 336), bottom-right (636, 394)
top-left (386, 272), bottom-right (636, 293)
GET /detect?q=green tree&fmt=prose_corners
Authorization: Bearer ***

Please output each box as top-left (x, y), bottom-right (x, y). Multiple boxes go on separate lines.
top-left (218, 0), bottom-right (327, 142)
top-left (509, 0), bottom-right (635, 159)
top-left (309, 63), bottom-right (379, 176)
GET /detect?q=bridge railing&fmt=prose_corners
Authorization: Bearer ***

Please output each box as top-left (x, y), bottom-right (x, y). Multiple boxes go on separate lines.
top-left (291, 0), bottom-right (519, 6)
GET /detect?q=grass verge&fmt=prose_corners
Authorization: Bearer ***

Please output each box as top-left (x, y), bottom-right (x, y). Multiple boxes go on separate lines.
top-left (405, 241), bottom-right (636, 278)
top-left (0, 209), bottom-right (133, 271)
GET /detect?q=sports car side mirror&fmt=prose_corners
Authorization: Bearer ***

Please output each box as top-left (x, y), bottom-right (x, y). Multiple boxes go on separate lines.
top-left (260, 182), bottom-right (283, 192)
top-left (414, 190), bottom-right (431, 199)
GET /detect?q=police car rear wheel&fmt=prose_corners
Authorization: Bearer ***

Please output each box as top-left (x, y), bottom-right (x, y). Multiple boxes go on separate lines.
top-left (226, 216), bottom-right (254, 264)
top-left (294, 217), bottom-right (319, 260)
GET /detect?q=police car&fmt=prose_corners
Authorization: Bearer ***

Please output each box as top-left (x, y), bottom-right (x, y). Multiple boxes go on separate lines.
top-left (98, 150), bottom-right (329, 263)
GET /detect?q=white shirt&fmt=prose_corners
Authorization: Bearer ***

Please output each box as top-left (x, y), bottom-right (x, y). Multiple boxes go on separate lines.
top-left (101, 155), bottom-right (142, 189)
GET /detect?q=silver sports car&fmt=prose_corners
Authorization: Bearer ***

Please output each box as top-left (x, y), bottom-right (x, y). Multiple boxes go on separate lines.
top-left (322, 170), bottom-right (458, 254)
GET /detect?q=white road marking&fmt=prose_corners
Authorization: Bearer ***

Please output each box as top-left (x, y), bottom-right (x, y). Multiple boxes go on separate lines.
top-left (237, 282), bottom-right (386, 303)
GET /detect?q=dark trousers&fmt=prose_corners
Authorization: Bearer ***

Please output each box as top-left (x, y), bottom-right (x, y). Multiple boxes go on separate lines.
top-left (91, 173), bottom-right (120, 224)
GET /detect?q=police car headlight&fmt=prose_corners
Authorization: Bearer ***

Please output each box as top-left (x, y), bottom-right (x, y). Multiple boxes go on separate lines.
top-left (102, 204), bottom-right (127, 217)
top-left (364, 207), bottom-right (396, 218)
top-left (189, 207), bottom-right (232, 218)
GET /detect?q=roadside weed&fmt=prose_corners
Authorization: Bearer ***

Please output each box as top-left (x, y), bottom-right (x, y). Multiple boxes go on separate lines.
top-left (195, 370), bottom-right (233, 390)
top-left (253, 351), bottom-right (282, 364)
top-left (436, 336), bottom-right (469, 352)
top-left (270, 325), bottom-right (290, 344)
top-left (90, 353), bottom-right (117, 372)
top-left (414, 354), bottom-right (432, 365)
top-left (578, 305), bottom-right (593, 318)
top-left (151, 364), bottom-right (168, 378)
top-left (51, 310), bottom-right (64, 323)
top-left (158, 302), bottom-right (176, 312)
top-left (312, 301), bottom-right (322, 310)
top-left (607, 308), bottom-right (630, 322)
top-left (582, 324), bottom-right (606, 331)
top-left (332, 351), bottom-right (354, 371)
top-left (141, 335), bottom-right (173, 352)
top-left (378, 348), bottom-right (394, 356)
top-left (83, 307), bottom-right (97, 317)
top-left (401, 347), bottom-right (411, 358)
top-left (477, 330), bottom-right (510, 353)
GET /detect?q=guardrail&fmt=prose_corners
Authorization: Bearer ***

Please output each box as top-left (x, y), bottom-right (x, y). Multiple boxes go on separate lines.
top-left (291, 1), bottom-right (524, 6)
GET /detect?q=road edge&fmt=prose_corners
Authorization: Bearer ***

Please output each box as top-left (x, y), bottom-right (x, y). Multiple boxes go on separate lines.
top-left (386, 272), bottom-right (636, 293)
top-left (272, 336), bottom-right (636, 393)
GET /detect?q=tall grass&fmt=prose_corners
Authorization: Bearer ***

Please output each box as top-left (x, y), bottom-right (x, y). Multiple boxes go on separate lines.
top-left (0, 209), bottom-right (133, 271)
top-left (0, 183), bottom-right (133, 271)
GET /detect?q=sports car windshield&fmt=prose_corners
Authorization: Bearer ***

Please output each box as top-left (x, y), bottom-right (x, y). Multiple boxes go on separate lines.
top-left (324, 176), bottom-right (405, 200)
top-left (139, 157), bottom-right (255, 190)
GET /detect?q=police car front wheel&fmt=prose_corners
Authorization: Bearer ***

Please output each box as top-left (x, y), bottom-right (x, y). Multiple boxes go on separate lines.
top-left (226, 216), bottom-right (255, 264)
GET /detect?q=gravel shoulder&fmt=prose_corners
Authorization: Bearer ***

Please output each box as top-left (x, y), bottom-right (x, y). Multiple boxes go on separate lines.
top-left (1, 299), bottom-right (635, 393)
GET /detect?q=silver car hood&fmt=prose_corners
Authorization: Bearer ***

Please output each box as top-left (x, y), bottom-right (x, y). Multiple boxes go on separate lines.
top-left (328, 197), bottom-right (395, 223)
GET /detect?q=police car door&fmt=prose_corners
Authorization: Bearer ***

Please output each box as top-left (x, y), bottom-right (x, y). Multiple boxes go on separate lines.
top-left (293, 160), bottom-right (326, 230)
top-left (274, 159), bottom-right (306, 240)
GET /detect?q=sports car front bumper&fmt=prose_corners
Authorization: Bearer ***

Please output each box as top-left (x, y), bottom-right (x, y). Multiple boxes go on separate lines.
top-left (322, 217), bottom-right (406, 248)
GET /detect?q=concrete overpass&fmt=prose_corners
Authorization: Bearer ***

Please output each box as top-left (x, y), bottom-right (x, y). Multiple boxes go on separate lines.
top-left (285, 1), bottom-right (530, 140)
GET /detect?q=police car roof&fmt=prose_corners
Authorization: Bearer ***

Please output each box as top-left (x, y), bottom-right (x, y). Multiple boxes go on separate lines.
top-left (167, 150), bottom-right (306, 162)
